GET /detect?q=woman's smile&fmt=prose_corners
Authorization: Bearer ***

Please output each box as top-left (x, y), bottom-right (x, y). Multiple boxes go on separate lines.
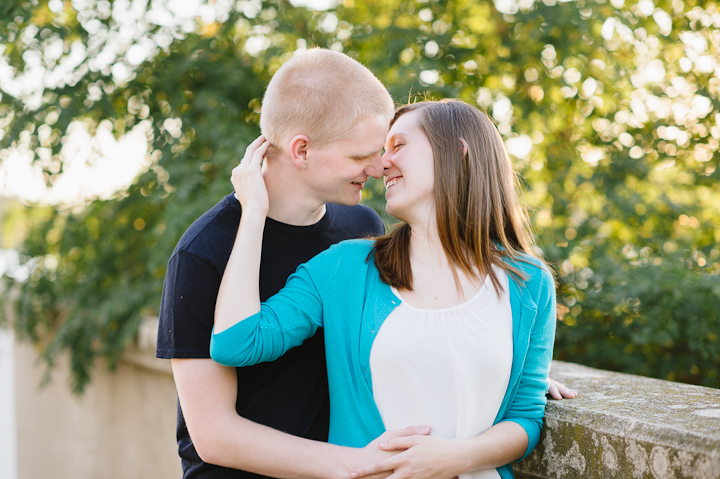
top-left (385, 176), bottom-right (402, 189)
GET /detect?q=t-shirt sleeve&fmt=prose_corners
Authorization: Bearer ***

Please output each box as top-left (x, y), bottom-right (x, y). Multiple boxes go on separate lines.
top-left (369, 211), bottom-right (385, 236)
top-left (156, 250), bottom-right (222, 359)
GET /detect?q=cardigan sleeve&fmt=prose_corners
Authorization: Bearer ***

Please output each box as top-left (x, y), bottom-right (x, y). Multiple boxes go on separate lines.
top-left (501, 265), bottom-right (557, 460)
top-left (209, 244), bottom-right (340, 367)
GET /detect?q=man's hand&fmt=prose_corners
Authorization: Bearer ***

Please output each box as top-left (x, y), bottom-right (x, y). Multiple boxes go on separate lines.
top-left (547, 378), bottom-right (577, 400)
top-left (351, 435), bottom-right (466, 479)
top-left (338, 427), bottom-right (431, 479)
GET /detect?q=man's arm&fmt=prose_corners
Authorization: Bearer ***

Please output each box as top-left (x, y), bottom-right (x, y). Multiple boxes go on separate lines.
top-left (172, 358), bottom-right (427, 479)
top-left (172, 358), bottom-right (344, 478)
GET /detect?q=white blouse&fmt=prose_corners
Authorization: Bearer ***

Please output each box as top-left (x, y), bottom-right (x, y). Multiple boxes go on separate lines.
top-left (369, 266), bottom-right (513, 479)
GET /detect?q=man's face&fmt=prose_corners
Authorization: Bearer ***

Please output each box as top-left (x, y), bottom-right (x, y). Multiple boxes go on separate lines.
top-left (304, 114), bottom-right (388, 206)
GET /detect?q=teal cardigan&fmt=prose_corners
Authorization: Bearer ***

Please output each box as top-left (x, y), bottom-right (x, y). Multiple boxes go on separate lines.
top-left (211, 239), bottom-right (556, 479)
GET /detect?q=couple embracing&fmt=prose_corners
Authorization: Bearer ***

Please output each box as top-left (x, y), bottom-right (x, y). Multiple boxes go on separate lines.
top-left (156, 48), bottom-right (575, 479)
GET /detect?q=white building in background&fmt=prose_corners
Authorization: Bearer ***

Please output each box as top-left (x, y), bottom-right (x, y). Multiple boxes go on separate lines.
top-left (0, 329), bottom-right (18, 479)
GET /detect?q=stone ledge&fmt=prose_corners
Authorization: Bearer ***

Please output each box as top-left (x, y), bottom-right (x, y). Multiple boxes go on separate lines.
top-left (515, 361), bottom-right (720, 479)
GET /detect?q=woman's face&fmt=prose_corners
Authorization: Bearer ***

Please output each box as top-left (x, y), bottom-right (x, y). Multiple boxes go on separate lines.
top-left (381, 110), bottom-right (435, 223)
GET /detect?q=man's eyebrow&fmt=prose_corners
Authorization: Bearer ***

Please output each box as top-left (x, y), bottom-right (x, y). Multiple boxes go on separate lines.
top-left (350, 149), bottom-right (383, 160)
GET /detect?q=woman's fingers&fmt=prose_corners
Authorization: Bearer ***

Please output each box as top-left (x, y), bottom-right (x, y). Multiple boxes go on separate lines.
top-left (557, 381), bottom-right (577, 398)
top-left (378, 425), bottom-right (431, 443)
top-left (547, 380), bottom-right (561, 400)
top-left (234, 137), bottom-right (261, 172)
top-left (244, 135), bottom-right (266, 159)
top-left (351, 457), bottom-right (400, 478)
top-left (251, 140), bottom-right (270, 166)
top-left (235, 135), bottom-right (267, 172)
top-left (547, 378), bottom-right (577, 399)
top-left (231, 137), bottom-right (271, 212)
top-left (233, 138), bottom-right (268, 179)
top-left (380, 436), bottom-right (419, 451)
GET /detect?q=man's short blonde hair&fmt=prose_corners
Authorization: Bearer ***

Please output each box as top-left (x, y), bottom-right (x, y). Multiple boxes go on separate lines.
top-left (260, 48), bottom-right (394, 154)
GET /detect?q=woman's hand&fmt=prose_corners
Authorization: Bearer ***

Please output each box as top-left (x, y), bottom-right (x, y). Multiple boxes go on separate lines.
top-left (341, 426), bottom-right (432, 479)
top-left (351, 435), bottom-right (468, 479)
top-left (232, 135), bottom-right (270, 214)
top-left (547, 378), bottom-right (577, 400)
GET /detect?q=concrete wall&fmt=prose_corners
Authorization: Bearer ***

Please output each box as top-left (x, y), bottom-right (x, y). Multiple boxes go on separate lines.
top-left (13, 319), bottom-right (181, 479)
top-left (0, 329), bottom-right (18, 479)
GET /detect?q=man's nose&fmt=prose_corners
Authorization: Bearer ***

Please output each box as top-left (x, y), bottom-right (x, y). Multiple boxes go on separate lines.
top-left (365, 154), bottom-right (384, 179)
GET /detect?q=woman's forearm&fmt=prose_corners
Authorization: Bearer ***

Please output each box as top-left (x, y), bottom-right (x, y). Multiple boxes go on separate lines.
top-left (458, 421), bottom-right (528, 472)
top-left (351, 420), bottom-right (529, 479)
top-left (214, 210), bottom-right (266, 334)
top-left (215, 136), bottom-right (271, 334)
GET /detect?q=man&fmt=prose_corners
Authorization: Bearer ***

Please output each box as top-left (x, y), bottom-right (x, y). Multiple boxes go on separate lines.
top-left (156, 48), bottom-right (425, 479)
top-left (157, 48), bottom-right (575, 479)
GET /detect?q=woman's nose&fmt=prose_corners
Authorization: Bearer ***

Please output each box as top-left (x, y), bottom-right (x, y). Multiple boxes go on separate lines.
top-left (381, 150), bottom-right (392, 170)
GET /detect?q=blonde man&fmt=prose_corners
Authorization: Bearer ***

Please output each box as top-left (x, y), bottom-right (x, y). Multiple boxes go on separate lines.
top-left (157, 49), bottom-right (426, 479)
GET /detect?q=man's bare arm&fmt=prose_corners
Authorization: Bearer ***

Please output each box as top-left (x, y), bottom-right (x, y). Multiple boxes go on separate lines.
top-left (172, 358), bottom-right (426, 479)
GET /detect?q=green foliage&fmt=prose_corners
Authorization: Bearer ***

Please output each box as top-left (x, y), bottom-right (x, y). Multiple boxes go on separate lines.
top-left (1, 0), bottom-right (719, 392)
top-left (556, 247), bottom-right (720, 385)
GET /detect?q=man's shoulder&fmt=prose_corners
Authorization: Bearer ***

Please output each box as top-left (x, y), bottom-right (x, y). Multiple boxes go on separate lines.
top-left (327, 203), bottom-right (384, 236)
top-left (172, 193), bottom-right (239, 259)
top-left (306, 238), bottom-right (375, 270)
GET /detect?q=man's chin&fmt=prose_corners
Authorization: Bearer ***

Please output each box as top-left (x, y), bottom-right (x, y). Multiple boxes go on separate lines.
top-left (331, 191), bottom-right (363, 207)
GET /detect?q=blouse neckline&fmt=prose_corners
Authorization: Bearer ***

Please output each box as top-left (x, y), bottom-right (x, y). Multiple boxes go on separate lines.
top-left (390, 273), bottom-right (493, 313)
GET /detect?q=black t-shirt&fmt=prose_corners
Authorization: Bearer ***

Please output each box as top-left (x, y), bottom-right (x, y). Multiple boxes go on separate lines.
top-left (156, 193), bottom-right (385, 479)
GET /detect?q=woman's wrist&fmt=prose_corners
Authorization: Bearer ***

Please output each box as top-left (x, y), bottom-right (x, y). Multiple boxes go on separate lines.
top-left (448, 438), bottom-right (476, 476)
top-left (240, 207), bottom-right (269, 223)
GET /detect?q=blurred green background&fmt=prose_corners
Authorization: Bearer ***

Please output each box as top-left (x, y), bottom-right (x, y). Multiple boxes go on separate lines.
top-left (0, 0), bottom-right (718, 393)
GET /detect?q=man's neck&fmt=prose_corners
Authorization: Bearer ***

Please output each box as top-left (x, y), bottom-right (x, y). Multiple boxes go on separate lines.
top-left (262, 160), bottom-right (327, 226)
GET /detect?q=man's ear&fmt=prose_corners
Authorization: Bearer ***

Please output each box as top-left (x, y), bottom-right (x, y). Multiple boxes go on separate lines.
top-left (289, 135), bottom-right (310, 169)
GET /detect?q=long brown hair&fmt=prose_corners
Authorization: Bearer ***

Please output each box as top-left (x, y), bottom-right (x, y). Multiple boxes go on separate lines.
top-left (372, 99), bottom-right (544, 295)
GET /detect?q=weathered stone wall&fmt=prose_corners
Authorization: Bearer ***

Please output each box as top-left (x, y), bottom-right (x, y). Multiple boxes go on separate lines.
top-left (515, 361), bottom-right (720, 479)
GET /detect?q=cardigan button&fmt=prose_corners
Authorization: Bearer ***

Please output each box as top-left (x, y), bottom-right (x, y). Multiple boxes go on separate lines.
top-left (371, 329), bottom-right (375, 334)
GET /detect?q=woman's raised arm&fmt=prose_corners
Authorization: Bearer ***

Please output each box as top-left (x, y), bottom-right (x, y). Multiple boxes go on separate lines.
top-left (214, 136), bottom-right (271, 334)
top-left (211, 136), bottom-right (329, 367)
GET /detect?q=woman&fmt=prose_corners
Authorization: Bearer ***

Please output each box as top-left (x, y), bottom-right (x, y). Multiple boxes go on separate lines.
top-left (211, 99), bottom-right (556, 479)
